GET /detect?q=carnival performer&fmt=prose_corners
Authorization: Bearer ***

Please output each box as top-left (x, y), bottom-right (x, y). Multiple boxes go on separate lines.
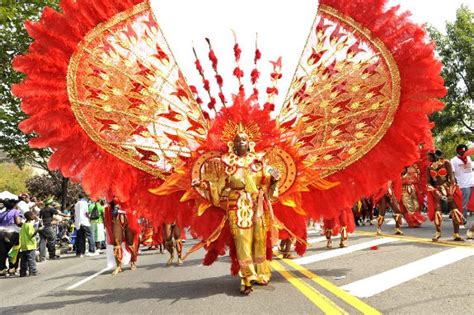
top-left (163, 223), bottom-right (183, 266)
top-left (374, 181), bottom-right (404, 235)
top-left (192, 130), bottom-right (280, 294)
top-left (400, 165), bottom-right (426, 228)
top-left (323, 208), bottom-right (354, 248)
top-left (14, 0), bottom-right (447, 295)
top-left (427, 151), bottom-right (464, 241)
top-left (105, 199), bottom-right (139, 275)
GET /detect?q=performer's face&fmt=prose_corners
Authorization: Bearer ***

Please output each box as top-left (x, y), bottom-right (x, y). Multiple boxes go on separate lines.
top-left (234, 133), bottom-right (249, 156)
top-left (427, 152), bottom-right (436, 162)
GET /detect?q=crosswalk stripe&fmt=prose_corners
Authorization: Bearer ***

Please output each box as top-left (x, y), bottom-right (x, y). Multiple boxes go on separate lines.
top-left (293, 237), bottom-right (399, 265)
top-left (341, 247), bottom-right (474, 298)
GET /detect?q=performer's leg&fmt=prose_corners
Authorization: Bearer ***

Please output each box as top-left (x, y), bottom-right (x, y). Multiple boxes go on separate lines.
top-left (376, 197), bottom-right (387, 235)
top-left (124, 223), bottom-right (138, 270)
top-left (280, 239), bottom-right (294, 259)
top-left (323, 218), bottom-right (334, 249)
top-left (252, 217), bottom-right (271, 285)
top-left (339, 211), bottom-right (348, 248)
top-left (229, 216), bottom-right (257, 295)
top-left (368, 199), bottom-right (374, 225)
top-left (173, 225), bottom-right (183, 265)
top-left (449, 201), bottom-right (464, 241)
top-left (390, 196), bottom-right (404, 235)
top-left (163, 224), bottom-right (174, 265)
top-left (112, 214), bottom-right (124, 275)
top-left (432, 210), bottom-right (443, 242)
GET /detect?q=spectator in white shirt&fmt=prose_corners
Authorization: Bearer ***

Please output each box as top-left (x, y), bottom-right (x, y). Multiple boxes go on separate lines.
top-left (74, 195), bottom-right (98, 257)
top-left (16, 193), bottom-right (30, 215)
top-left (450, 144), bottom-right (474, 221)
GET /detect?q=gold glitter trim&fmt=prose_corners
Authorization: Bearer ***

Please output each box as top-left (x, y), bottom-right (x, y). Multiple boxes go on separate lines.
top-left (317, 5), bottom-right (400, 178)
top-left (280, 5), bottom-right (401, 179)
top-left (67, 2), bottom-right (164, 177)
top-left (67, 1), bottom-right (206, 179)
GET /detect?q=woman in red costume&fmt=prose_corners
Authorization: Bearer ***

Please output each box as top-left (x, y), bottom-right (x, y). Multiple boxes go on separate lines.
top-left (13, 0), bottom-right (446, 294)
top-left (427, 151), bottom-right (464, 241)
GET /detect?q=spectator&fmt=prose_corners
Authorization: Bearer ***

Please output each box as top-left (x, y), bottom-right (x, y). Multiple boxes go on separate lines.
top-left (450, 144), bottom-right (474, 223)
top-left (74, 195), bottom-right (98, 257)
top-left (19, 211), bottom-right (38, 277)
top-left (89, 200), bottom-right (105, 252)
top-left (29, 197), bottom-right (41, 216)
top-left (39, 200), bottom-right (69, 261)
top-left (16, 193), bottom-right (30, 216)
top-left (0, 199), bottom-right (22, 276)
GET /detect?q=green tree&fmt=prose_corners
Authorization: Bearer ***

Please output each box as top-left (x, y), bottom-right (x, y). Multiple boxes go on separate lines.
top-left (0, 0), bottom-right (60, 169)
top-left (26, 171), bottom-right (85, 209)
top-left (429, 5), bottom-right (474, 155)
top-left (0, 162), bottom-right (33, 194)
top-left (0, 1), bottom-right (79, 209)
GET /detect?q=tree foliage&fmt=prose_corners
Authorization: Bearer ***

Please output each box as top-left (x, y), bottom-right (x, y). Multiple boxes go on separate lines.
top-left (0, 0), bottom-right (60, 169)
top-left (428, 5), bottom-right (474, 155)
top-left (0, 1), bottom-right (81, 209)
top-left (0, 162), bottom-right (33, 194)
top-left (26, 171), bottom-right (85, 209)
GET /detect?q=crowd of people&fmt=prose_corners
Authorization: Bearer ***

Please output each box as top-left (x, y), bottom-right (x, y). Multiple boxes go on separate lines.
top-left (0, 193), bottom-right (107, 277)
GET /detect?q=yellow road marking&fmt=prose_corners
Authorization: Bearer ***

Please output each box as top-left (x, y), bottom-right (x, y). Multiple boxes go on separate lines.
top-left (355, 231), bottom-right (474, 249)
top-left (270, 260), bottom-right (348, 315)
top-left (276, 254), bottom-right (381, 315)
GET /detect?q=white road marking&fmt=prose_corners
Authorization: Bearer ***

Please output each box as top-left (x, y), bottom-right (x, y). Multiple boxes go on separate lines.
top-left (66, 266), bottom-right (112, 291)
top-left (308, 235), bottom-right (340, 244)
top-left (294, 237), bottom-right (399, 265)
top-left (341, 247), bottom-right (474, 298)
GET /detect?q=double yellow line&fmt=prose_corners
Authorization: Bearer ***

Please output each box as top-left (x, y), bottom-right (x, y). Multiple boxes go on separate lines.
top-left (271, 253), bottom-right (381, 315)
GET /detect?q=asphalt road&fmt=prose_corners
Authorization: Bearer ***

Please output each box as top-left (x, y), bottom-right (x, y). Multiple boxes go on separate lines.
top-left (1, 215), bottom-right (473, 314)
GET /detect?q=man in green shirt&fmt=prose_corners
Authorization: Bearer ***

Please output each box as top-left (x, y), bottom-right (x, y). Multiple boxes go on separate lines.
top-left (88, 200), bottom-right (105, 252)
top-left (19, 211), bottom-right (38, 277)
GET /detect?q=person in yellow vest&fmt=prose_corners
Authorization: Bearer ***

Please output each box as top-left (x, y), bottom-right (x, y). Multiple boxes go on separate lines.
top-left (19, 211), bottom-right (38, 277)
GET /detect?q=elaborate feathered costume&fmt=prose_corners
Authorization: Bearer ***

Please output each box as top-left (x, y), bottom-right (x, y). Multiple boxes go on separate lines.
top-left (14, 0), bottom-right (445, 292)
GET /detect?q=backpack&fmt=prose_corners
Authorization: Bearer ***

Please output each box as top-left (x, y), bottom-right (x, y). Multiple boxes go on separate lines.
top-left (89, 204), bottom-right (100, 220)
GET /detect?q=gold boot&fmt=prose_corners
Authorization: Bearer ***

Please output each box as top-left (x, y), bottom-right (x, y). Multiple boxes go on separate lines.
top-left (175, 240), bottom-right (183, 266)
top-left (432, 231), bottom-right (441, 242)
top-left (339, 227), bottom-right (348, 248)
top-left (394, 228), bottom-right (404, 235)
top-left (325, 229), bottom-right (333, 249)
top-left (376, 216), bottom-right (384, 235)
top-left (112, 264), bottom-right (122, 276)
top-left (452, 233), bottom-right (464, 242)
top-left (394, 214), bottom-right (403, 235)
